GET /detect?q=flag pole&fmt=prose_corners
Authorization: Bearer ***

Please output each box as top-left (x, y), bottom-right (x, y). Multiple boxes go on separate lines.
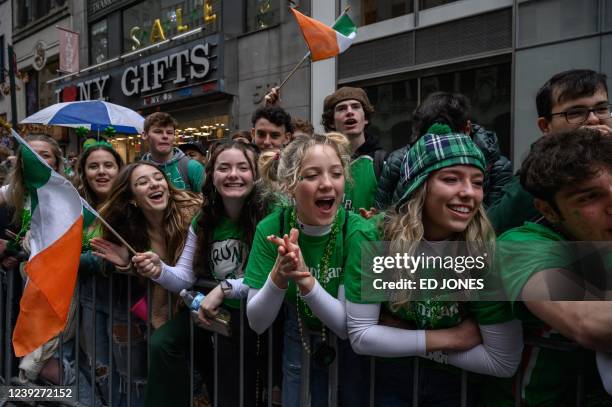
top-left (95, 215), bottom-right (138, 255)
top-left (278, 52), bottom-right (310, 91)
top-left (278, 5), bottom-right (352, 91)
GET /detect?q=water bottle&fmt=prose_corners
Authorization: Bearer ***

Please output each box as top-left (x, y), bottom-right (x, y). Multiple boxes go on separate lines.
top-left (180, 289), bottom-right (205, 311)
top-left (180, 288), bottom-right (232, 336)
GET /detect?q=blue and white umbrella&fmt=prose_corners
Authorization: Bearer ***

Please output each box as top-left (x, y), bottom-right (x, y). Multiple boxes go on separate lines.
top-left (21, 101), bottom-right (144, 134)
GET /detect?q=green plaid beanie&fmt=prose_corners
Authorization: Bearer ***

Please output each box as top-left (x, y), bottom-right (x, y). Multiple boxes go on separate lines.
top-left (396, 124), bottom-right (486, 209)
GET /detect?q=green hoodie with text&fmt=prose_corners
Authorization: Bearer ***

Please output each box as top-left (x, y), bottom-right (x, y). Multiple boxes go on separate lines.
top-left (142, 147), bottom-right (204, 193)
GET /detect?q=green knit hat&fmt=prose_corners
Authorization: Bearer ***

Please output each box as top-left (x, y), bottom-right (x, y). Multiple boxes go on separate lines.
top-left (396, 124), bottom-right (486, 209)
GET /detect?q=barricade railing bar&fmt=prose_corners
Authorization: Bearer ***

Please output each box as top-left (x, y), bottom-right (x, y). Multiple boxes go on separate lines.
top-left (0, 267), bottom-right (589, 407)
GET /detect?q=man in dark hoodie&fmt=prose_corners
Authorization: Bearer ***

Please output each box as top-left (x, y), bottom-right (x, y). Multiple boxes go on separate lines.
top-left (141, 112), bottom-right (205, 193)
top-left (322, 87), bottom-right (388, 213)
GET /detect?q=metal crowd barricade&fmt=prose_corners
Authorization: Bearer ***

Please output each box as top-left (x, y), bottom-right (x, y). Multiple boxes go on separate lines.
top-left (0, 267), bottom-right (592, 407)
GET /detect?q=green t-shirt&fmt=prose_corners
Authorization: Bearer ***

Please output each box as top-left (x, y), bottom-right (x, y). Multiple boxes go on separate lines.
top-left (344, 156), bottom-right (378, 213)
top-left (192, 215), bottom-right (249, 309)
top-left (244, 206), bottom-right (379, 327)
top-left (493, 222), bottom-right (606, 406)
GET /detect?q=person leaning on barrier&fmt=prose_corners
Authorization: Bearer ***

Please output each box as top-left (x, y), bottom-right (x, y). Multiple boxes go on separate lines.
top-left (127, 141), bottom-right (272, 407)
top-left (492, 128), bottom-right (612, 405)
top-left (243, 132), bottom-right (379, 407)
top-left (344, 124), bottom-right (523, 405)
top-left (90, 162), bottom-right (201, 329)
top-left (487, 69), bottom-right (612, 234)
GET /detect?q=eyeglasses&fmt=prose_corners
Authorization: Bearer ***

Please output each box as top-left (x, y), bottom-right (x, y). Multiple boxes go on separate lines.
top-left (550, 103), bottom-right (612, 124)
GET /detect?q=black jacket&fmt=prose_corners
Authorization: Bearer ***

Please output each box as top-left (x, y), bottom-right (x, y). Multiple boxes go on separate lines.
top-left (353, 132), bottom-right (388, 178)
top-left (373, 123), bottom-right (513, 209)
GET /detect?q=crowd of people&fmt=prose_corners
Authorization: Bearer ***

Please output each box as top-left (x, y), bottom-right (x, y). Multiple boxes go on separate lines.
top-left (0, 67), bottom-right (611, 407)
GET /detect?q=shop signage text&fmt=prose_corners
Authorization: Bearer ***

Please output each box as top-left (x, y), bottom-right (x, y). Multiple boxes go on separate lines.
top-left (54, 36), bottom-right (222, 109)
top-left (121, 43), bottom-right (210, 96)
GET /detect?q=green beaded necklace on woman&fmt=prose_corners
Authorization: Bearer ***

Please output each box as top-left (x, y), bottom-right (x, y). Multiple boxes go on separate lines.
top-left (289, 206), bottom-right (341, 366)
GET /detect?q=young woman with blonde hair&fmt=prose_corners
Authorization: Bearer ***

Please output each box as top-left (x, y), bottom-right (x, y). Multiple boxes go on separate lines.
top-left (244, 132), bottom-right (378, 406)
top-left (344, 126), bottom-right (523, 405)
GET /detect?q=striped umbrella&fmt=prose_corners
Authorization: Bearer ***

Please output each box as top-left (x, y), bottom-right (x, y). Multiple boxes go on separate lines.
top-left (21, 100), bottom-right (144, 134)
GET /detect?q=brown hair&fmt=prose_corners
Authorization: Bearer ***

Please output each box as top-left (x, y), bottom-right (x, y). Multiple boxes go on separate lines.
top-left (144, 112), bottom-right (178, 134)
top-left (291, 118), bottom-right (314, 136)
top-left (98, 162), bottom-right (201, 264)
top-left (231, 130), bottom-right (252, 143)
top-left (193, 141), bottom-right (269, 277)
top-left (75, 145), bottom-right (124, 208)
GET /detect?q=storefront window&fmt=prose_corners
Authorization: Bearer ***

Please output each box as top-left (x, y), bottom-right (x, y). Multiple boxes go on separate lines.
top-left (419, 0), bottom-right (460, 10)
top-left (176, 115), bottom-right (229, 144)
top-left (420, 63), bottom-right (511, 156)
top-left (361, 79), bottom-right (419, 151)
top-left (14, 0), bottom-right (67, 28)
top-left (245, 0), bottom-right (280, 32)
top-left (38, 60), bottom-right (60, 110)
top-left (110, 136), bottom-right (143, 163)
top-left (122, 0), bottom-right (220, 52)
top-left (90, 19), bottom-right (108, 65)
top-left (25, 71), bottom-right (38, 117)
top-left (341, 0), bottom-right (413, 27)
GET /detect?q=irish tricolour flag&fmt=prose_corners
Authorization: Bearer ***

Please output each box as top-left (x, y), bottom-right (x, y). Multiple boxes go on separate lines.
top-left (11, 129), bottom-right (83, 357)
top-left (290, 8), bottom-right (357, 61)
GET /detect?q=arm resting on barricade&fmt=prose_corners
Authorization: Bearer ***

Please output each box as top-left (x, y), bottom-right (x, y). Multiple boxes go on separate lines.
top-left (445, 319), bottom-right (523, 378)
top-left (301, 283), bottom-right (348, 339)
top-left (246, 275), bottom-right (286, 334)
top-left (346, 300), bottom-right (427, 357)
top-left (524, 300), bottom-right (612, 352)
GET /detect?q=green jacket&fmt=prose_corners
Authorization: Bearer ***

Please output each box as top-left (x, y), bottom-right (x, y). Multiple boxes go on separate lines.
top-left (486, 173), bottom-right (542, 235)
top-left (142, 148), bottom-right (204, 192)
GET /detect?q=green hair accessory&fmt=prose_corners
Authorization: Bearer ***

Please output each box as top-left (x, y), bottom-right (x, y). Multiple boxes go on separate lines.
top-left (83, 138), bottom-right (113, 150)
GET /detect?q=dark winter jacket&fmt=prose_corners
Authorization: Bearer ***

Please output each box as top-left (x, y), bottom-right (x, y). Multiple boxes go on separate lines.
top-left (353, 132), bottom-right (388, 176)
top-left (373, 123), bottom-right (513, 210)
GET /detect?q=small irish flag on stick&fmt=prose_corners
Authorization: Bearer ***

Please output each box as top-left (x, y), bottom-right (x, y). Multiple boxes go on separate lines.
top-left (290, 8), bottom-right (357, 61)
top-left (11, 129), bottom-right (83, 357)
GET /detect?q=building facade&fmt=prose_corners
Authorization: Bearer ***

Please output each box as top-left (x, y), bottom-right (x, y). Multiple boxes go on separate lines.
top-left (47, 0), bottom-right (310, 161)
top-left (10, 0), bottom-right (612, 165)
top-left (0, 0), bottom-right (12, 129)
top-left (319, 0), bottom-right (612, 165)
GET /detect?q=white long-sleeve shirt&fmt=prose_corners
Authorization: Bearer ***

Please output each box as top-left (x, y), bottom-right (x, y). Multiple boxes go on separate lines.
top-left (346, 300), bottom-right (523, 378)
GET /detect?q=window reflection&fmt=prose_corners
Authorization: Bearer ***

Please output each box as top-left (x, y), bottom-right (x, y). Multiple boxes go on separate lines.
top-left (361, 79), bottom-right (419, 151)
top-left (246, 0), bottom-right (279, 32)
top-left (421, 64), bottom-right (511, 156)
top-left (355, 63), bottom-right (511, 156)
top-left (90, 19), bottom-right (108, 65)
top-left (419, 0), bottom-right (460, 10)
top-left (122, 0), bottom-right (219, 52)
top-left (341, 0), bottom-right (413, 26)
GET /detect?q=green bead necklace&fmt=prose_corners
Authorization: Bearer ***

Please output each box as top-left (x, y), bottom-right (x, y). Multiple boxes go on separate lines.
top-left (289, 206), bottom-right (340, 358)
